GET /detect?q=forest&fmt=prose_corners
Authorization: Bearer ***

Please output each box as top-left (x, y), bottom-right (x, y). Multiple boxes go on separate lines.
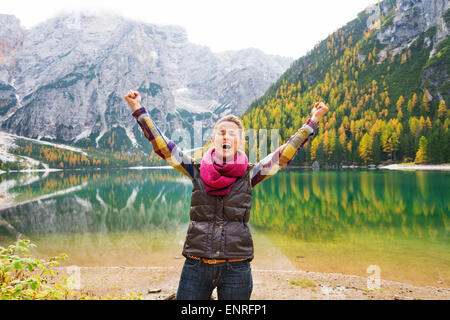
top-left (241, 6), bottom-right (449, 166)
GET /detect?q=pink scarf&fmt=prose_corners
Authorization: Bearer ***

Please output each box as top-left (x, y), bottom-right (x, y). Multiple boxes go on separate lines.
top-left (200, 148), bottom-right (248, 196)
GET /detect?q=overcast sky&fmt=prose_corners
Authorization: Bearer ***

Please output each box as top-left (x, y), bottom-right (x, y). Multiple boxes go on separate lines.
top-left (0, 0), bottom-right (377, 59)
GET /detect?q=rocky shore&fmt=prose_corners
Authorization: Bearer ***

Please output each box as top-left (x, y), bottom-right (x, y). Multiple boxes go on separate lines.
top-left (54, 265), bottom-right (450, 300)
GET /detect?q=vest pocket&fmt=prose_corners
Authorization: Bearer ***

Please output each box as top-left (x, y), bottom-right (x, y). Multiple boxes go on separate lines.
top-left (224, 222), bottom-right (253, 256)
top-left (185, 221), bottom-right (208, 253)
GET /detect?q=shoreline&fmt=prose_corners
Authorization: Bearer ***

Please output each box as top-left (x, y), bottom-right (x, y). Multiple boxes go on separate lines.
top-left (287, 163), bottom-right (450, 171)
top-left (54, 265), bottom-right (450, 300)
top-left (2, 163), bottom-right (449, 174)
top-left (378, 163), bottom-right (450, 171)
top-left (0, 166), bottom-right (173, 174)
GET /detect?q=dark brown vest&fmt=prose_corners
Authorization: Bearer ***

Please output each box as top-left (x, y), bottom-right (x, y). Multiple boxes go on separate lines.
top-left (182, 163), bottom-right (255, 260)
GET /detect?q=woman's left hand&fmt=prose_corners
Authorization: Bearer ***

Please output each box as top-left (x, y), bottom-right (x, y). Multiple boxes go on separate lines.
top-left (311, 102), bottom-right (329, 123)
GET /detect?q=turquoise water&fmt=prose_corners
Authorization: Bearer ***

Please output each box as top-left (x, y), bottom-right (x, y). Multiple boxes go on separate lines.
top-left (0, 168), bottom-right (448, 287)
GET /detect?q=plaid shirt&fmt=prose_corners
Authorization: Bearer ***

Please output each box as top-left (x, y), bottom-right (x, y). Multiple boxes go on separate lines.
top-left (131, 106), bottom-right (318, 188)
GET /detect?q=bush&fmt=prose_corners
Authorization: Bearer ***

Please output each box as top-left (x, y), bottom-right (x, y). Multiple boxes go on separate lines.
top-left (0, 239), bottom-right (73, 300)
top-left (0, 239), bottom-right (142, 300)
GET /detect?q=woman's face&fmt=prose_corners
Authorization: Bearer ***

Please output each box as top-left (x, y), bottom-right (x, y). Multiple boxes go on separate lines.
top-left (211, 121), bottom-right (242, 162)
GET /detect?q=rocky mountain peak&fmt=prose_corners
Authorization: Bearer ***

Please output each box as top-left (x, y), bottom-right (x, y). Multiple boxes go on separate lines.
top-left (0, 12), bottom-right (292, 153)
top-left (0, 14), bottom-right (24, 64)
top-left (376, 0), bottom-right (449, 57)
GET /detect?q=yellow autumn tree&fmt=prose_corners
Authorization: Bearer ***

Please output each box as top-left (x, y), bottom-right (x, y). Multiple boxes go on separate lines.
top-left (421, 90), bottom-right (431, 114)
top-left (396, 95), bottom-right (405, 119)
top-left (437, 100), bottom-right (447, 120)
top-left (415, 136), bottom-right (429, 164)
top-left (359, 133), bottom-right (373, 164)
top-left (310, 136), bottom-right (321, 161)
top-left (408, 93), bottom-right (418, 114)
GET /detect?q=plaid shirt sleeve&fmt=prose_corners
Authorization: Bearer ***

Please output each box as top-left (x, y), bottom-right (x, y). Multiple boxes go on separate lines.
top-left (131, 106), bottom-right (195, 179)
top-left (250, 118), bottom-right (319, 188)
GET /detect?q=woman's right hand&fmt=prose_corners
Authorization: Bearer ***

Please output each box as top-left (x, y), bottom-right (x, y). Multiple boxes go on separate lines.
top-left (124, 90), bottom-right (142, 112)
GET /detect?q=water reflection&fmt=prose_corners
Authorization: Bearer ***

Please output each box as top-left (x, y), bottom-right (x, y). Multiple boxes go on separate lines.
top-left (0, 169), bottom-right (192, 235)
top-left (0, 168), bottom-right (448, 241)
top-left (0, 168), bottom-right (448, 287)
top-left (251, 169), bottom-right (449, 242)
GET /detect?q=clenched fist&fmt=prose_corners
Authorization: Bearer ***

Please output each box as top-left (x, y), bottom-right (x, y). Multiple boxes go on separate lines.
top-left (124, 90), bottom-right (141, 112)
top-left (311, 102), bottom-right (329, 123)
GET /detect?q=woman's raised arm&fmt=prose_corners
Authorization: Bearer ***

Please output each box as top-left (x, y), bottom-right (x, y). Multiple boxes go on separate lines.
top-left (125, 90), bottom-right (195, 180)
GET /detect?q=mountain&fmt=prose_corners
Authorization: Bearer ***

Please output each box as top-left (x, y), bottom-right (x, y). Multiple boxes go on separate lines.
top-left (242, 0), bottom-right (449, 165)
top-left (0, 12), bottom-right (292, 156)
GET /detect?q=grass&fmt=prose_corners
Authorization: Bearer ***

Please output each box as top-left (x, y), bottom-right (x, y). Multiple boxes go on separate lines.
top-left (289, 279), bottom-right (317, 288)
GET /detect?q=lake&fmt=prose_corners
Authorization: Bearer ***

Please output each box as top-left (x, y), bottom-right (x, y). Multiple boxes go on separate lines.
top-left (0, 168), bottom-right (449, 288)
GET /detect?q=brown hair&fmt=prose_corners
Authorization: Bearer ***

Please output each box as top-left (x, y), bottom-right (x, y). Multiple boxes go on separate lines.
top-left (214, 115), bottom-right (243, 131)
top-left (213, 115), bottom-right (245, 150)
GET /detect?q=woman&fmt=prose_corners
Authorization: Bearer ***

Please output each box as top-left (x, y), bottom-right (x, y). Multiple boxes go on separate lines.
top-left (124, 90), bottom-right (328, 300)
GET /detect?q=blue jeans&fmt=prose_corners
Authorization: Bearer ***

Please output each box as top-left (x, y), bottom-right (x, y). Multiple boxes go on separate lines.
top-left (176, 258), bottom-right (253, 300)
